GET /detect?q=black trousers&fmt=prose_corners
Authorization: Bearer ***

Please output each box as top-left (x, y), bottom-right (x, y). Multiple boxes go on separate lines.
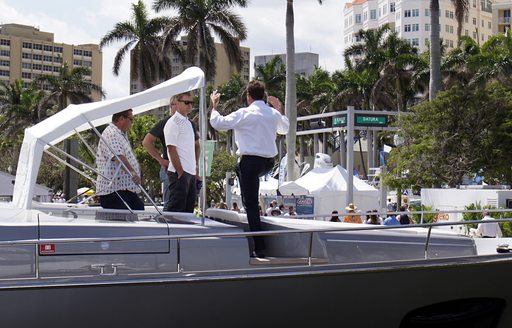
top-left (164, 171), bottom-right (196, 213)
top-left (99, 190), bottom-right (144, 210)
top-left (236, 155), bottom-right (274, 252)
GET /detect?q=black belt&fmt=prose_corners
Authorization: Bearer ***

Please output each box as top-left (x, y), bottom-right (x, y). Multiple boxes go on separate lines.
top-left (482, 236), bottom-right (494, 238)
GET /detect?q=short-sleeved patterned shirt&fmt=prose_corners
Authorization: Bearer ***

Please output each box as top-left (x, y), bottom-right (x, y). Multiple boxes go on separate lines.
top-left (96, 123), bottom-right (141, 195)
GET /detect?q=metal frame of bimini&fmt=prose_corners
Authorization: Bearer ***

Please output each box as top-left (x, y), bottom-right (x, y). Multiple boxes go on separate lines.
top-left (12, 67), bottom-right (208, 223)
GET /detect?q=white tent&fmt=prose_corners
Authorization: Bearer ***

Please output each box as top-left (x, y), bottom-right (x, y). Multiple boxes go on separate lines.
top-left (279, 165), bottom-right (379, 217)
top-left (13, 67), bottom-right (205, 209)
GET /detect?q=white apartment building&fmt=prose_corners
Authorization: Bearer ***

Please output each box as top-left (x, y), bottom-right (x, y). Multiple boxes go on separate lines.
top-left (492, 0), bottom-right (512, 34)
top-left (343, 0), bottom-right (494, 55)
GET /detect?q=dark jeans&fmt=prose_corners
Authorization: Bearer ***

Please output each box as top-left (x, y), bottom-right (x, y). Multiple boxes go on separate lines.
top-left (236, 155), bottom-right (274, 252)
top-left (164, 171), bottom-right (196, 213)
top-left (99, 190), bottom-right (144, 210)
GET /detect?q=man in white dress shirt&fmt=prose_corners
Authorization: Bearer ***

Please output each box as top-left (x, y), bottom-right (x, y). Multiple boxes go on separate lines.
top-left (476, 211), bottom-right (503, 238)
top-left (210, 81), bottom-right (289, 257)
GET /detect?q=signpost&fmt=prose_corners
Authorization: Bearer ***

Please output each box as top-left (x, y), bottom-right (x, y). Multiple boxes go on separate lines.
top-left (332, 114), bottom-right (388, 127)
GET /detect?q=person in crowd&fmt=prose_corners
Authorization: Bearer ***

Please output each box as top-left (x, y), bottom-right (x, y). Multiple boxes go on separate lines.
top-left (265, 200), bottom-right (278, 216)
top-left (383, 212), bottom-right (400, 226)
top-left (330, 210), bottom-right (341, 222)
top-left (283, 205), bottom-right (297, 217)
top-left (387, 198), bottom-right (396, 212)
top-left (397, 205), bottom-right (411, 224)
top-left (163, 91), bottom-right (200, 213)
top-left (231, 202), bottom-right (241, 213)
top-left (271, 207), bottom-right (282, 216)
top-left (96, 109), bottom-right (144, 210)
top-left (210, 81), bottom-right (289, 258)
top-left (279, 203), bottom-right (285, 214)
top-left (343, 203), bottom-right (362, 223)
top-left (142, 96), bottom-right (178, 208)
top-left (365, 210), bottom-right (381, 225)
top-left (476, 211), bottom-right (503, 238)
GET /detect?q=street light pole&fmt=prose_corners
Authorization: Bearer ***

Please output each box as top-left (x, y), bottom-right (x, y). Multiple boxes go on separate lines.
top-left (346, 106), bottom-right (354, 205)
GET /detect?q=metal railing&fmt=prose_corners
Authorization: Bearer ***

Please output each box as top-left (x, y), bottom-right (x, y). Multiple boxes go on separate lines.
top-left (1, 215), bottom-right (511, 281)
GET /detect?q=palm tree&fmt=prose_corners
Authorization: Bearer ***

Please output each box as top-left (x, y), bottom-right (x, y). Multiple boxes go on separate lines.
top-left (430, 0), bottom-right (470, 99)
top-left (100, 0), bottom-right (172, 89)
top-left (153, 0), bottom-right (248, 82)
top-left (35, 63), bottom-right (105, 201)
top-left (254, 56), bottom-right (286, 100)
top-left (429, 0), bottom-right (442, 100)
top-left (285, 0), bottom-right (323, 181)
top-left (472, 29), bottom-right (512, 86)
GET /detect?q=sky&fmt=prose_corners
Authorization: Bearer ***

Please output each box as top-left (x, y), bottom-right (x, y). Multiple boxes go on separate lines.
top-left (0, 0), bottom-right (348, 100)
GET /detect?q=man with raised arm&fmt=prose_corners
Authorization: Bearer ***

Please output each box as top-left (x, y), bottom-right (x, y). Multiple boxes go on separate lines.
top-left (210, 81), bottom-right (289, 258)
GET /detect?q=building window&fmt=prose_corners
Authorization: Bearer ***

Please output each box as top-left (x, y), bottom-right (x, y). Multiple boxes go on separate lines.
top-left (22, 52), bottom-right (32, 59)
top-left (390, 2), bottom-right (395, 12)
top-left (488, 21), bottom-right (491, 29)
top-left (83, 60), bottom-right (92, 67)
top-left (54, 56), bottom-right (62, 63)
top-left (425, 9), bottom-right (430, 16)
top-left (43, 55), bottom-right (53, 62)
top-left (32, 64), bottom-right (42, 70)
top-left (54, 46), bottom-right (63, 53)
top-left (363, 11), bottom-right (368, 21)
top-left (43, 45), bottom-right (53, 52)
top-left (404, 24), bottom-right (411, 32)
top-left (370, 9), bottom-right (377, 20)
top-left (412, 38), bottom-right (419, 46)
top-left (21, 72), bottom-right (31, 79)
top-left (0, 70), bottom-right (9, 77)
top-left (73, 59), bottom-right (83, 66)
top-left (0, 60), bottom-right (9, 67)
top-left (83, 50), bottom-right (92, 57)
top-left (449, 40), bottom-right (454, 48)
top-left (355, 14), bottom-right (362, 24)
top-left (73, 49), bottom-right (83, 56)
top-left (33, 54), bottom-right (43, 61)
top-left (473, 17), bottom-right (477, 25)
top-left (0, 39), bottom-right (10, 46)
top-left (405, 10), bottom-right (411, 17)
top-left (412, 24), bottom-right (419, 32)
top-left (425, 24), bottom-right (431, 31)
top-left (0, 50), bottom-right (10, 57)
top-left (53, 66), bottom-right (60, 73)
top-left (412, 9), bottom-right (419, 17)
top-left (465, 29), bottom-right (469, 36)
top-left (22, 62), bottom-right (31, 69)
top-left (445, 10), bottom-right (450, 18)
top-left (473, 31), bottom-right (477, 39)
top-left (33, 44), bottom-right (43, 50)
top-left (22, 42), bottom-right (32, 49)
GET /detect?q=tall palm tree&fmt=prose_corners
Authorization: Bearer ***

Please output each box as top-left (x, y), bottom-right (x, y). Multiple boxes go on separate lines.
top-left (285, 0), bottom-right (323, 181)
top-left (430, 0), bottom-right (469, 99)
top-left (100, 0), bottom-right (172, 89)
top-left (153, 0), bottom-right (248, 82)
top-left (429, 0), bottom-right (442, 100)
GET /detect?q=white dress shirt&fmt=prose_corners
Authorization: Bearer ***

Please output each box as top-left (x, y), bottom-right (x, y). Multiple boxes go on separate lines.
top-left (210, 100), bottom-right (289, 158)
top-left (164, 112), bottom-right (197, 175)
top-left (477, 215), bottom-right (503, 238)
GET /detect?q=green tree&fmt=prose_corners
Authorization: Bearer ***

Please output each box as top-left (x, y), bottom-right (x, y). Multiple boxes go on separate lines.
top-left (254, 56), bottom-right (286, 100)
top-left (384, 83), bottom-right (512, 190)
top-left (153, 0), bottom-right (248, 81)
top-left (100, 0), bottom-right (173, 89)
top-left (206, 150), bottom-right (237, 205)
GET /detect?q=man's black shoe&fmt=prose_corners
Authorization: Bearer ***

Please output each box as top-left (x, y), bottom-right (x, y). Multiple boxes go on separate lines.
top-left (250, 251), bottom-right (266, 258)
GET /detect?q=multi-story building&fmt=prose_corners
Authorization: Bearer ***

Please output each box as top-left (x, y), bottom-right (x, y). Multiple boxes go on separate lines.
top-left (254, 52), bottom-right (319, 78)
top-left (0, 23), bottom-right (102, 101)
top-left (343, 0), bottom-right (494, 55)
top-left (130, 36), bottom-right (250, 95)
top-left (492, 0), bottom-right (512, 33)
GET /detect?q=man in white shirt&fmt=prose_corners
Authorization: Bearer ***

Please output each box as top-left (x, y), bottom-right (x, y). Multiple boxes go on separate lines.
top-left (210, 81), bottom-right (289, 258)
top-left (163, 91), bottom-right (200, 213)
top-left (96, 109), bottom-right (144, 210)
top-left (476, 211), bottom-right (503, 238)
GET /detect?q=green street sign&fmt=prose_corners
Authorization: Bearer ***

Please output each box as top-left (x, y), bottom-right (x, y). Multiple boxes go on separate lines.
top-left (355, 114), bottom-right (388, 127)
top-left (332, 115), bottom-right (347, 127)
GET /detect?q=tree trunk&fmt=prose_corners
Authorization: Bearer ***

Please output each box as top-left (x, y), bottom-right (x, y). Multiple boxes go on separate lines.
top-left (285, 0), bottom-right (298, 181)
top-left (429, 0), bottom-right (442, 100)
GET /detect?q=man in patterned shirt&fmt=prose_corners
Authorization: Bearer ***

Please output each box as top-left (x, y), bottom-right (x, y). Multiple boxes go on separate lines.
top-left (163, 92), bottom-right (200, 213)
top-left (96, 109), bottom-right (144, 210)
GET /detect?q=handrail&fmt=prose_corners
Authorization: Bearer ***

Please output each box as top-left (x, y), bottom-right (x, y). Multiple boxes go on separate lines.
top-left (1, 218), bottom-right (509, 247)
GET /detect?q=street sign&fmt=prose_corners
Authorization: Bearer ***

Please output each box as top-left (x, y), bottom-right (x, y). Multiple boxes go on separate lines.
top-left (355, 114), bottom-right (388, 127)
top-left (332, 115), bottom-right (347, 127)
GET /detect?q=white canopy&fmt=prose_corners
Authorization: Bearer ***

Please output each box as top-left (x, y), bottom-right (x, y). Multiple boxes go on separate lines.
top-left (13, 67), bottom-right (205, 209)
top-left (279, 165), bottom-right (379, 217)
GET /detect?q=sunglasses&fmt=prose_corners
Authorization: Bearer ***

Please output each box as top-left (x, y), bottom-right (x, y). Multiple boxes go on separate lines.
top-left (178, 100), bottom-right (193, 106)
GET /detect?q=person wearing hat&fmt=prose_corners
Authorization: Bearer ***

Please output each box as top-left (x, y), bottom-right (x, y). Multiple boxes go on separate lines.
top-left (343, 203), bottom-right (362, 224)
